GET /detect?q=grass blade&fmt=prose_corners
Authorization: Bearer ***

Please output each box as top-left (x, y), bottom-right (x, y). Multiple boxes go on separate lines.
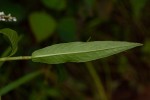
top-left (0, 70), bottom-right (42, 95)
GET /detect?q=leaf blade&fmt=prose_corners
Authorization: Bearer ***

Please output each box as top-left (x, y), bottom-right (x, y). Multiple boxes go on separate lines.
top-left (32, 41), bottom-right (142, 64)
top-left (0, 28), bottom-right (19, 56)
top-left (41, 0), bottom-right (66, 10)
top-left (29, 12), bottom-right (56, 42)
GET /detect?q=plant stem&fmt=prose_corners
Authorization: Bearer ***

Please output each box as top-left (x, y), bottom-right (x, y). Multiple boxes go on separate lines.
top-left (0, 56), bottom-right (32, 62)
top-left (85, 62), bottom-right (108, 100)
top-left (0, 47), bottom-right (11, 68)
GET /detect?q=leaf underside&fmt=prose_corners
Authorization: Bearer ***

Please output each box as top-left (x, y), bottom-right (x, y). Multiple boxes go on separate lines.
top-left (32, 41), bottom-right (142, 64)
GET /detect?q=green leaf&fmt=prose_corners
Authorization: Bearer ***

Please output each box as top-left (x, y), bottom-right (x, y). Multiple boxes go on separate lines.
top-left (58, 17), bottom-right (77, 42)
top-left (0, 28), bottom-right (19, 56)
top-left (29, 12), bottom-right (56, 42)
top-left (32, 41), bottom-right (142, 64)
top-left (0, 47), bottom-right (11, 68)
top-left (41, 0), bottom-right (66, 10)
top-left (130, 0), bottom-right (147, 20)
top-left (0, 70), bottom-right (42, 95)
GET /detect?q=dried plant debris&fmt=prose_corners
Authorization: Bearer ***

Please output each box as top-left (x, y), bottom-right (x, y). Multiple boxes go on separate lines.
top-left (0, 12), bottom-right (17, 22)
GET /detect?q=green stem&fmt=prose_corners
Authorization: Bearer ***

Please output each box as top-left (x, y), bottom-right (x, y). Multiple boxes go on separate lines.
top-left (0, 56), bottom-right (32, 62)
top-left (85, 62), bottom-right (108, 100)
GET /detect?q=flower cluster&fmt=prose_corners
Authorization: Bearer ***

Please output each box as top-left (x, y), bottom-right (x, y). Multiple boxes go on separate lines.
top-left (0, 12), bottom-right (17, 22)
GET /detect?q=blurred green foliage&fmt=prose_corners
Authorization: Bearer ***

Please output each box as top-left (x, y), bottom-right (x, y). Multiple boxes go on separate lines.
top-left (58, 17), bottom-right (77, 42)
top-left (0, 0), bottom-right (150, 100)
top-left (29, 12), bottom-right (56, 42)
top-left (41, 0), bottom-right (67, 11)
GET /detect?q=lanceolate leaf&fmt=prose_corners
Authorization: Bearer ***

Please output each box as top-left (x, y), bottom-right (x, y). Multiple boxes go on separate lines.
top-left (32, 41), bottom-right (142, 64)
top-left (0, 28), bottom-right (19, 56)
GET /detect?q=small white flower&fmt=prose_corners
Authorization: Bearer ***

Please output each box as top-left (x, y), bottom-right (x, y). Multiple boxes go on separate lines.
top-left (8, 13), bottom-right (11, 17)
top-left (13, 17), bottom-right (17, 22)
top-left (1, 18), bottom-right (6, 21)
top-left (0, 11), bottom-right (17, 22)
top-left (0, 12), bottom-right (4, 16)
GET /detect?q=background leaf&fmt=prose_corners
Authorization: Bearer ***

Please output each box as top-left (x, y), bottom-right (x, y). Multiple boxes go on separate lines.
top-left (0, 47), bottom-right (11, 68)
top-left (58, 17), bottom-right (77, 42)
top-left (32, 41), bottom-right (142, 64)
top-left (130, 0), bottom-right (147, 20)
top-left (41, 0), bottom-right (66, 10)
top-left (0, 28), bottom-right (19, 56)
top-left (29, 12), bottom-right (57, 42)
